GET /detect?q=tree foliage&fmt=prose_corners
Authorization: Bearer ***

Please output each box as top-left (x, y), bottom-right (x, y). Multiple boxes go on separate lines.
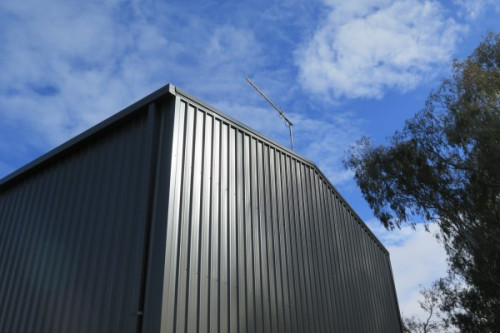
top-left (346, 32), bottom-right (500, 330)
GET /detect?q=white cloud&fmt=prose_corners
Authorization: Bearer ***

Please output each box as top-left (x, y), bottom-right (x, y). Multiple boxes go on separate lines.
top-left (0, 0), bottom-right (265, 175)
top-left (453, 0), bottom-right (500, 20)
top-left (367, 221), bottom-right (448, 321)
top-left (295, 0), bottom-right (464, 99)
top-left (291, 110), bottom-right (362, 185)
top-left (0, 0), bottom-right (170, 145)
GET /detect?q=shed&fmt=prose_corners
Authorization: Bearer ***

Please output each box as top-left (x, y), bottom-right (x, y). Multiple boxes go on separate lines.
top-left (0, 84), bottom-right (402, 332)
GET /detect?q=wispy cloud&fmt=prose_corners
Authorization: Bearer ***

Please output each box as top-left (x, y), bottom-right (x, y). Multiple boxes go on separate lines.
top-left (295, 0), bottom-right (464, 99)
top-left (0, 0), bottom-right (270, 175)
top-left (0, 0), bottom-right (170, 144)
top-left (291, 110), bottom-right (362, 185)
top-left (453, 0), bottom-right (500, 20)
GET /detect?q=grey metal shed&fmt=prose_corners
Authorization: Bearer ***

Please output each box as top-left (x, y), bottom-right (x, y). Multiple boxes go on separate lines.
top-left (0, 84), bottom-right (403, 332)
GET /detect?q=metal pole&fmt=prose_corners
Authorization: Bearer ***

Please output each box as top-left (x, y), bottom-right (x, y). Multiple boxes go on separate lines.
top-left (246, 77), bottom-right (295, 150)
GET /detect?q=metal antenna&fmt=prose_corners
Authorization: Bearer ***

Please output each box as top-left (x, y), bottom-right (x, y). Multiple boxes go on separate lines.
top-left (246, 77), bottom-right (294, 150)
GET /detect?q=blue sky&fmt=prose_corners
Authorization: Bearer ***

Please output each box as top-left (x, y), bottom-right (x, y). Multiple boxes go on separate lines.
top-left (1, 0), bottom-right (499, 321)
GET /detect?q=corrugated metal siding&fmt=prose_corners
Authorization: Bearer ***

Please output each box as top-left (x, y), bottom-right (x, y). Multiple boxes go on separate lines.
top-left (0, 84), bottom-right (402, 333)
top-left (0, 111), bottom-right (154, 333)
top-left (160, 95), bottom-right (402, 333)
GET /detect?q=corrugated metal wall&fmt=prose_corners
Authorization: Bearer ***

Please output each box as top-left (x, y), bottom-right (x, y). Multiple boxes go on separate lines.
top-left (0, 110), bottom-right (155, 333)
top-left (0, 85), bottom-right (402, 333)
top-left (159, 94), bottom-right (402, 333)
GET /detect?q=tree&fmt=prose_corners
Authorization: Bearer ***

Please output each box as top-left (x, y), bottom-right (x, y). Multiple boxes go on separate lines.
top-left (402, 281), bottom-right (451, 333)
top-left (345, 32), bottom-right (500, 331)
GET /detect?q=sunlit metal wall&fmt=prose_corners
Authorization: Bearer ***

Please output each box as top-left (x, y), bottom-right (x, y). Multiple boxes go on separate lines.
top-left (159, 92), bottom-right (402, 333)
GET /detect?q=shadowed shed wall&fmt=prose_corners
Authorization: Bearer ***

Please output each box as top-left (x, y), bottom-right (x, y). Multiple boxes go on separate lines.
top-left (0, 110), bottom-right (154, 333)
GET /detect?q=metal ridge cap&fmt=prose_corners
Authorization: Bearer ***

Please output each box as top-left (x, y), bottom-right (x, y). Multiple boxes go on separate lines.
top-left (174, 85), bottom-right (390, 256)
top-left (0, 84), bottom-right (175, 189)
